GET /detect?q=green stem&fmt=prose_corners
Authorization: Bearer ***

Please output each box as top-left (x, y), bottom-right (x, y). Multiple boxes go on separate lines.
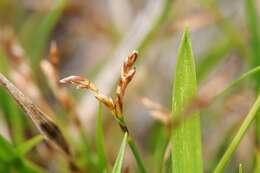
top-left (213, 93), bottom-right (260, 173)
top-left (127, 136), bottom-right (147, 173)
top-left (215, 66), bottom-right (260, 99)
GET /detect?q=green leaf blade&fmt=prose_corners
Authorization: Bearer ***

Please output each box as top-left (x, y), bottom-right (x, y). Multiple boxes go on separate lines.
top-left (0, 134), bottom-right (16, 162)
top-left (171, 25), bottom-right (203, 173)
top-left (16, 135), bottom-right (44, 156)
top-left (112, 133), bottom-right (128, 173)
top-left (213, 93), bottom-right (260, 173)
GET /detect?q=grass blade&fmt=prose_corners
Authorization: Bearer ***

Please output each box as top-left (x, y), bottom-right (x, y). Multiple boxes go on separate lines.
top-left (171, 25), bottom-right (203, 173)
top-left (112, 133), bottom-right (128, 173)
top-left (213, 93), bottom-right (260, 173)
top-left (0, 73), bottom-right (71, 156)
top-left (96, 103), bottom-right (107, 172)
top-left (0, 134), bottom-right (16, 162)
top-left (246, 0), bottom-right (260, 145)
top-left (215, 66), bottom-right (260, 98)
top-left (0, 88), bottom-right (25, 145)
top-left (16, 135), bottom-right (44, 156)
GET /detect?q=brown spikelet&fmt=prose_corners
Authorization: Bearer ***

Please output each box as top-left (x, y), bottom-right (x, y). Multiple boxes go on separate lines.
top-left (0, 73), bottom-right (72, 156)
top-left (115, 51), bottom-right (138, 116)
top-left (60, 76), bottom-right (98, 92)
top-left (61, 51), bottom-right (138, 134)
top-left (95, 94), bottom-right (115, 111)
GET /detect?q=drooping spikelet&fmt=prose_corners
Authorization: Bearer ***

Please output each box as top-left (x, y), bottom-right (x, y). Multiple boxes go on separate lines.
top-left (60, 75), bottom-right (98, 92)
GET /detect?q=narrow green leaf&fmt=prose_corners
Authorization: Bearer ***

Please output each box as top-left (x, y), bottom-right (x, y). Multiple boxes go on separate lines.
top-left (16, 135), bottom-right (44, 156)
top-left (246, 0), bottom-right (260, 71)
top-left (0, 136), bottom-right (46, 173)
top-left (112, 133), bottom-right (128, 173)
top-left (13, 159), bottom-right (46, 173)
top-left (127, 136), bottom-right (147, 173)
top-left (213, 93), bottom-right (260, 173)
top-left (0, 134), bottom-right (16, 162)
top-left (0, 89), bottom-right (25, 145)
top-left (96, 103), bottom-right (107, 172)
top-left (246, 0), bottom-right (260, 146)
top-left (20, 159), bottom-right (48, 173)
top-left (171, 25), bottom-right (203, 173)
top-left (215, 66), bottom-right (260, 98)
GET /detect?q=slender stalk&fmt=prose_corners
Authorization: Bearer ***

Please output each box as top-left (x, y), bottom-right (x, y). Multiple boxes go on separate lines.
top-left (215, 66), bottom-right (260, 98)
top-left (127, 136), bottom-right (146, 173)
top-left (213, 93), bottom-right (260, 173)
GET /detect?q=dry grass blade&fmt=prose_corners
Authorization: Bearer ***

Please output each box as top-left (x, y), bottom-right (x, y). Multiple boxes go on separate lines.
top-left (0, 73), bottom-right (71, 156)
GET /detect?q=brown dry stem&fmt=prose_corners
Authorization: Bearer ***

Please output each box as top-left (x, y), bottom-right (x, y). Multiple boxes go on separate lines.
top-left (0, 73), bottom-right (72, 157)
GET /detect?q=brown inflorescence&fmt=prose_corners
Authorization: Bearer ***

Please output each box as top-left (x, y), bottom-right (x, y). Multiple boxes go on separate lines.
top-left (60, 50), bottom-right (138, 133)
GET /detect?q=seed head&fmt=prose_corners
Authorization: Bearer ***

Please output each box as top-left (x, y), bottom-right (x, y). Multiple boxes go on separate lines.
top-left (60, 76), bottom-right (98, 92)
top-left (115, 51), bottom-right (138, 115)
top-left (95, 94), bottom-right (115, 111)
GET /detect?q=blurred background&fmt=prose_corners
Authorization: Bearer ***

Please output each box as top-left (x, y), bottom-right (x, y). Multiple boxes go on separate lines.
top-left (0, 0), bottom-right (259, 172)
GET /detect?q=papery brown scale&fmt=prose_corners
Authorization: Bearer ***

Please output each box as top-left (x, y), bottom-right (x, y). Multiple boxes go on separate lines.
top-left (123, 51), bottom-right (138, 74)
top-left (95, 94), bottom-right (114, 110)
top-left (60, 76), bottom-right (98, 92)
top-left (125, 68), bottom-right (136, 83)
